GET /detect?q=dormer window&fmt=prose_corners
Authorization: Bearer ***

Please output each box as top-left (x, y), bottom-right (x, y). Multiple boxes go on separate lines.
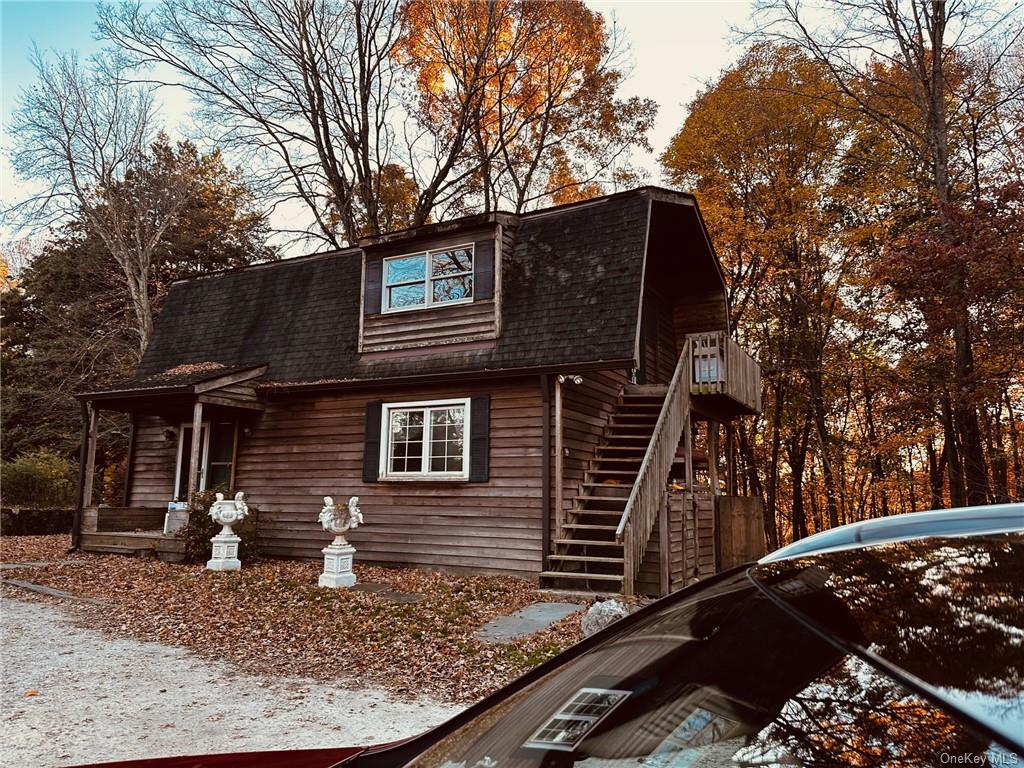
top-left (383, 244), bottom-right (474, 312)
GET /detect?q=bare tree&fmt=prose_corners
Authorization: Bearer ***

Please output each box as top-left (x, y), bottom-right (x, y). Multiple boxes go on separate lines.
top-left (749, 0), bottom-right (1024, 506)
top-left (7, 49), bottom-right (189, 354)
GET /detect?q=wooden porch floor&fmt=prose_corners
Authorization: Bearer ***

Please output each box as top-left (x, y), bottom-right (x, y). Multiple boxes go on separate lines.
top-left (80, 530), bottom-right (186, 562)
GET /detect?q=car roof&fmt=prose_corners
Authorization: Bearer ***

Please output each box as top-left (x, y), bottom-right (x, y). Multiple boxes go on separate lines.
top-left (759, 503), bottom-right (1024, 563)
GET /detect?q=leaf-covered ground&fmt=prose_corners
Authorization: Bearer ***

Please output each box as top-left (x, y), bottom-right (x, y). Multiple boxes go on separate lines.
top-left (1, 535), bottom-right (585, 702)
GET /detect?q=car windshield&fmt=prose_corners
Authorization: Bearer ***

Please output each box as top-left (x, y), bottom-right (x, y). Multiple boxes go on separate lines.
top-left (397, 569), bottom-right (1014, 768)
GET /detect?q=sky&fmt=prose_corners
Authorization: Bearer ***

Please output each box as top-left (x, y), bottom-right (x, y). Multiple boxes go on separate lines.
top-left (0, 0), bottom-right (754, 246)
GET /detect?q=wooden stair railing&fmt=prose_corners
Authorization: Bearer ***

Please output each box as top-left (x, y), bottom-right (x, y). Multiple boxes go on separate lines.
top-left (615, 339), bottom-right (692, 595)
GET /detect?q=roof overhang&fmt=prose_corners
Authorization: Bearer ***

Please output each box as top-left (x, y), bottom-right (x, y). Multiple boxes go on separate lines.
top-left (77, 364), bottom-right (269, 404)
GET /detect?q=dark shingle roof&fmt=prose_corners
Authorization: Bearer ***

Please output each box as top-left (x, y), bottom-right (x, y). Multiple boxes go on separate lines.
top-left (126, 188), bottom-right (659, 387)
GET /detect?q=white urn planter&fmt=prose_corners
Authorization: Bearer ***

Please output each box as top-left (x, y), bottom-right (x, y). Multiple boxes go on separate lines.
top-left (317, 496), bottom-right (363, 588)
top-left (206, 491), bottom-right (248, 571)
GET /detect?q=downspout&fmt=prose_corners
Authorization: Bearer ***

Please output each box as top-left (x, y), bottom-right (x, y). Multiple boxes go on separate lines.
top-left (541, 374), bottom-right (552, 571)
top-left (70, 400), bottom-right (90, 552)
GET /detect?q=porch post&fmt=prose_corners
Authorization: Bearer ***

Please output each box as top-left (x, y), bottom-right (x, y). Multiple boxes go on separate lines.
top-left (708, 421), bottom-right (719, 495)
top-left (554, 376), bottom-right (564, 539)
top-left (71, 401), bottom-right (93, 550)
top-left (726, 423), bottom-right (737, 496)
top-left (81, 403), bottom-right (99, 508)
top-left (187, 401), bottom-right (204, 502)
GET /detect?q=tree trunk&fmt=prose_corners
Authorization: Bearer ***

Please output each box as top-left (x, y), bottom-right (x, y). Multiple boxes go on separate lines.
top-left (766, 382), bottom-right (784, 546)
top-left (808, 368), bottom-right (840, 528)
top-left (786, 416), bottom-right (812, 540)
top-left (985, 406), bottom-right (1010, 503)
top-left (1006, 388), bottom-right (1024, 501)
top-left (926, 437), bottom-right (947, 509)
top-left (940, 394), bottom-right (966, 507)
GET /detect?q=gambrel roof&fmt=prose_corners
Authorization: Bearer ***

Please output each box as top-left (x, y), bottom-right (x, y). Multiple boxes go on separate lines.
top-left (86, 187), bottom-right (723, 394)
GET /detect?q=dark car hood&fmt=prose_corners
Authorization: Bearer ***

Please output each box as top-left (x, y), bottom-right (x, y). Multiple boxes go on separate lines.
top-left (751, 531), bottom-right (1024, 748)
top-left (76, 745), bottom-right (366, 768)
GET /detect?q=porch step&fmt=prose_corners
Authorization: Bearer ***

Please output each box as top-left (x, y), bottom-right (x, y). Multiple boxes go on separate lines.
top-left (553, 538), bottom-right (620, 547)
top-left (587, 469), bottom-right (639, 476)
top-left (564, 523), bottom-right (618, 532)
top-left (548, 554), bottom-right (624, 564)
top-left (569, 509), bottom-right (624, 518)
top-left (624, 385), bottom-right (669, 396)
top-left (539, 571), bottom-right (624, 583)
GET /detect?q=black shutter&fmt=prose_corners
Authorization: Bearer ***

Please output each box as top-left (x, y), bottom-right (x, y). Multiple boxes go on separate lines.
top-left (469, 395), bottom-right (490, 482)
top-left (474, 239), bottom-right (494, 301)
top-left (363, 401), bottom-right (383, 482)
top-left (364, 259), bottom-right (383, 314)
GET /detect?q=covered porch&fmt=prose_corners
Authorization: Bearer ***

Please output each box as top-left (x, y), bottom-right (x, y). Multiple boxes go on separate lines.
top-left (73, 364), bottom-right (267, 559)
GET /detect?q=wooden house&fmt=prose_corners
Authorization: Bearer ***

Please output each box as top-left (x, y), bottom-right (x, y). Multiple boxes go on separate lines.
top-left (73, 187), bottom-right (764, 595)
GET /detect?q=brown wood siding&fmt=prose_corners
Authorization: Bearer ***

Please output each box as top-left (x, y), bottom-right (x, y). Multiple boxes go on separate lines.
top-left (674, 296), bottom-right (729, 338)
top-left (717, 495), bottom-right (766, 568)
top-left (636, 496), bottom-right (687, 596)
top-left (361, 300), bottom-right (497, 353)
top-left (555, 369), bottom-right (629, 543)
top-left (127, 416), bottom-right (176, 507)
top-left (233, 378), bottom-right (545, 578)
top-left (641, 283), bottom-right (681, 385)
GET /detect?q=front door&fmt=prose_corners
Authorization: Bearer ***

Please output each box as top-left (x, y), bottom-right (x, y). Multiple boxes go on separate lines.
top-left (175, 424), bottom-right (209, 501)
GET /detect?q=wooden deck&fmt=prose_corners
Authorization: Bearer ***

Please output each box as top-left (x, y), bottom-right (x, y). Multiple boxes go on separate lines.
top-left (688, 331), bottom-right (762, 414)
top-left (80, 506), bottom-right (186, 562)
top-left (80, 530), bottom-right (186, 562)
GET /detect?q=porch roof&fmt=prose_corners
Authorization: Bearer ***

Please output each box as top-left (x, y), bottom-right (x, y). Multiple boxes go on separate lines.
top-left (77, 363), bottom-right (267, 408)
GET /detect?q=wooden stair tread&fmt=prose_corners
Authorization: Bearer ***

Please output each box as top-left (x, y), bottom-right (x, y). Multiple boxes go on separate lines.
top-left (548, 554), bottom-right (624, 564)
top-left (569, 510), bottom-right (624, 517)
top-left (540, 571), bottom-right (624, 582)
top-left (564, 523), bottom-right (617, 529)
top-left (554, 538), bottom-right (620, 547)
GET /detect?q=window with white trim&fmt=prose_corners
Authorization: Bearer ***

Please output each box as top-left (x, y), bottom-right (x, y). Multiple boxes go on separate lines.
top-left (383, 245), bottom-right (474, 312)
top-left (381, 399), bottom-right (469, 478)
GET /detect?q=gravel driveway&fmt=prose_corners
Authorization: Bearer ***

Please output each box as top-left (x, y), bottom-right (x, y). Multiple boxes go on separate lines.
top-left (1, 597), bottom-right (463, 767)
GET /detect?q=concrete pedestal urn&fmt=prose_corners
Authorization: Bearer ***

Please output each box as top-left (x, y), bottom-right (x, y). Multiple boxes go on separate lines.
top-left (206, 491), bottom-right (248, 571)
top-left (318, 496), bottom-right (363, 588)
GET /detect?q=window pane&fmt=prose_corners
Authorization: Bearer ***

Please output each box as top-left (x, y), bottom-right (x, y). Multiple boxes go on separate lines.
top-left (207, 464), bottom-right (231, 490)
top-left (208, 422), bottom-right (234, 463)
top-left (389, 410), bottom-right (425, 473)
top-left (431, 248), bottom-right (473, 277)
top-left (432, 276), bottom-right (473, 303)
top-left (429, 407), bottom-right (465, 473)
top-left (389, 283), bottom-right (425, 309)
top-left (386, 254), bottom-right (426, 284)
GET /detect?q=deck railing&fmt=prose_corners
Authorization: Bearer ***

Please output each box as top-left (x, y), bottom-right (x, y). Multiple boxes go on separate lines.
top-left (688, 332), bottom-right (761, 413)
top-left (616, 339), bottom-right (692, 595)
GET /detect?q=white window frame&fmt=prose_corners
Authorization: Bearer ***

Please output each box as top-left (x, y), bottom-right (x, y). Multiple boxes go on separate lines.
top-left (381, 243), bottom-right (475, 314)
top-left (379, 397), bottom-right (471, 480)
top-left (173, 421), bottom-right (211, 500)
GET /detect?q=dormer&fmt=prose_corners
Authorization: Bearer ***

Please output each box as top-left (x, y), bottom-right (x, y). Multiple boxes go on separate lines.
top-left (357, 213), bottom-right (517, 355)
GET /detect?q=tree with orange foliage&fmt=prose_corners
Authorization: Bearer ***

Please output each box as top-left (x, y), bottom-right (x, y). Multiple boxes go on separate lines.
top-left (397, 0), bottom-right (655, 214)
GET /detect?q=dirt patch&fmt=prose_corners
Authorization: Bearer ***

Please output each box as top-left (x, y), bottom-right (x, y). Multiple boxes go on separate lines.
top-left (1, 598), bottom-right (462, 766)
top-left (1, 536), bottom-right (586, 702)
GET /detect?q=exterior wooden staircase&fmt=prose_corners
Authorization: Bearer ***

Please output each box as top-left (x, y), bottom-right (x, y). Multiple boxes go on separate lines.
top-left (541, 340), bottom-right (693, 594)
top-left (540, 386), bottom-right (669, 591)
